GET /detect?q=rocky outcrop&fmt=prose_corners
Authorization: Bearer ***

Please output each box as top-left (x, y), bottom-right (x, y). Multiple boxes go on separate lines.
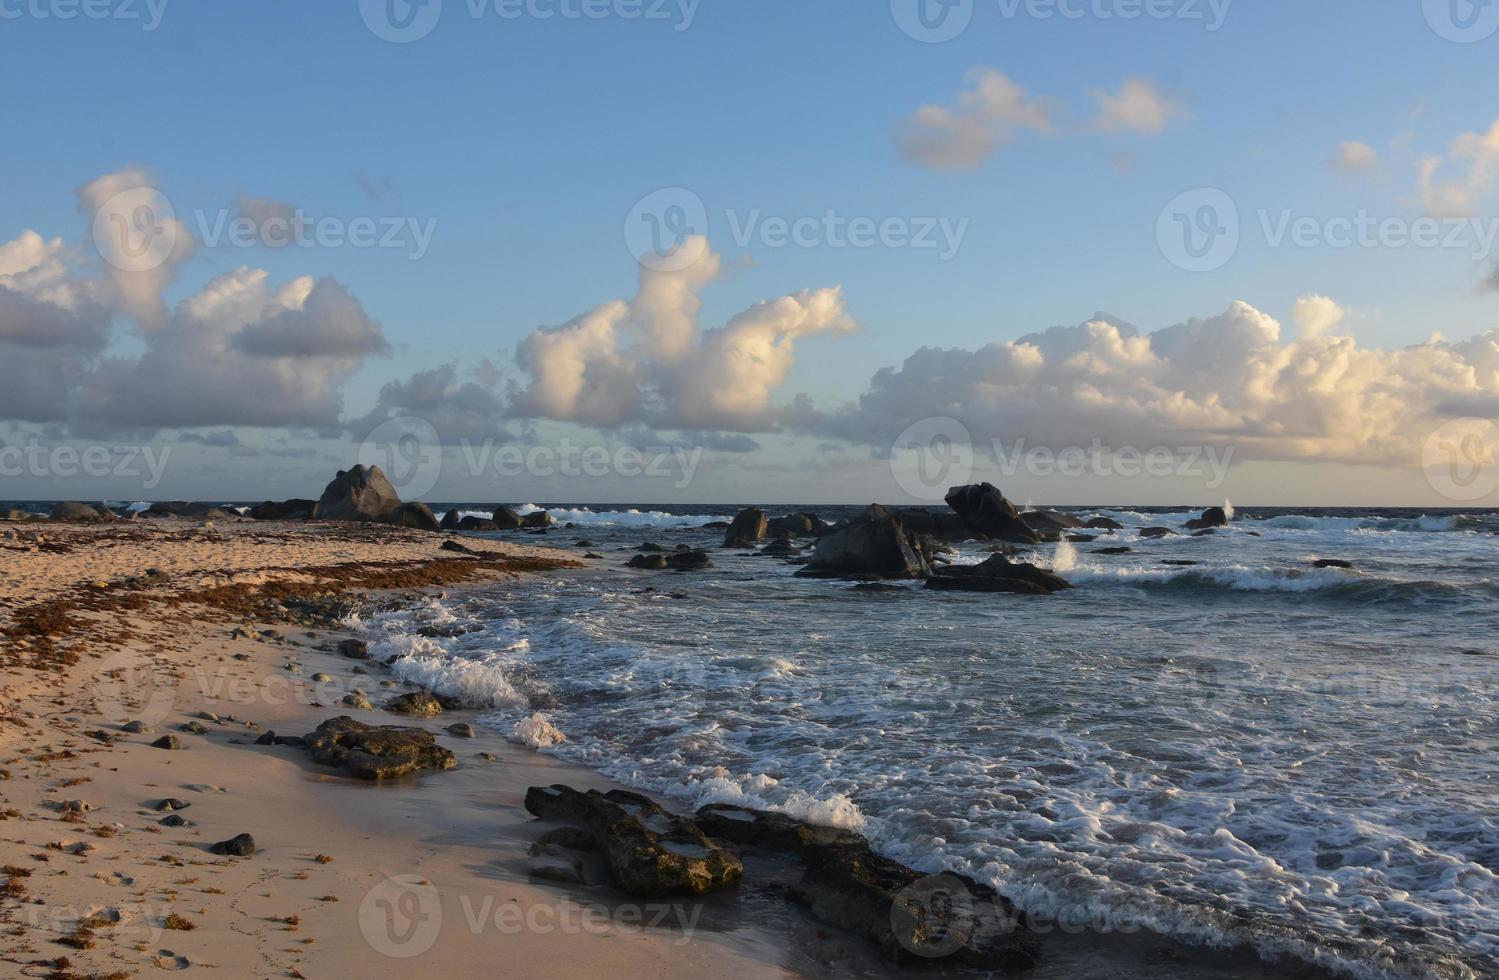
top-left (626, 554), bottom-right (668, 569)
top-left (314, 465), bottom-right (402, 523)
top-left (1185, 506), bottom-right (1230, 530)
top-left (525, 785), bottom-right (743, 898)
top-left (1084, 516), bottom-right (1124, 530)
top-left (665, 550), bottom-right (713, 571)
top-left (801, 505), bottom-right (931, 580)
top-left (388, 502), bottom-right (440, 531)
top-left (521, 510), bottom-right (553, 528)
top-left (303, 716), bottom-right (456, 779)
top-left (724, 508), bottom-right (769, 548)
top-left (1139, 526), bottom-right (1177, 539)
top-left (927, 555), bottom-right (1071, 595)
top-left (1021, 510), bottom-right (1085, 533)
top-left (943, 484), bottom-right (1039, 544)
top-left (249, 499), bottom-right (317, 521)
top-left (891, 508), bottom-right (978, 542)
top-left (144, 501), bottom-right (239, 519)
top-left (491, 506), bottom-right (524, 530)
top-left (457, 516), bottom-right (499, 532)
top-left (694, 804), bottom-right (1039, 968)
top-left (50, 501), bottom-right (103, 521)
top-left (385, 691), bottom-right (443, 716)
top-left (768, 513), bottom-right (830, 537)
top-left (440, 509), bottom-right (463, 530)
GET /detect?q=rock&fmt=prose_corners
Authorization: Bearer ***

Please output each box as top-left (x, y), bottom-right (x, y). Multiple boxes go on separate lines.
top-left (760, 540), bottom-right (801, 557)
top-left (1139, 526), bottom-right (1177, 539)
top-left (626, 554), bottom-right (669, 570)
top-left (521, 510), bottom-right (553, 528)
top-left (255, 731), bottom-right (277, 745)
top-left (154, 799), bottom-right (191, 812)
top-left (457, 516), bottom-right (499, 532)
top-left (1022, 510), bottom-right (1085, 532)
top-left (927, 555), bottom-right (1070, 595)
top-left (1084, 516), bottom-right (1124, 530)
top-left (1314, 559), bottom-right (1355, 569)
top-left (178, 722), bottom-right (209, 736)
top-left (665, 550), bottom-right (713, 571)
top-left (700, 520), bottom-right (731, 530)
top-left (388, 502), bottom-right (440, 531)
top-left (337, 639), bottom-right (370, 660)
top-left (249, 498), bottom-right (317, 521)
top-left (943, 484), bottom-right (1039, 544)
top-left (491, 506), bottom-right (524, 530)
top-left (800, 506), bottom-right (931, 580)
top-left (1185, 506), bottom-right (1230, 531)
top-left (196, 711), bottom-right (220, 722)
top-left (122, 720), bottom-right (152, 734)
top-left (342, 692), bottom-right (374, 710)
top-left (723, 508), bottom-right (769, 548)
top-left (1092, 546), bottom-right (1133, 555)
top-left (159, 814), bottom-right (192, 828)
top-left (852, 582), bottom-right (909, 593)
top-left (50, 501), bottom-right (102, 521)
top-left (313, 465), bottom-right (402, 523)
top-left (768, 513), bottom-right (829, 537)
top-left (439, 509), bottom-right (462, 530)
top-left (1064, 533), bottom-right (1096, 543)
top-left (693, 805), bottom-right (1038, 968)
top-left (385, 692), bottom-right (443, 717)
top-left (524, 785), bottom-right (742, 898)
top-left (303, 716), bottom-right (457, 780)
top-left (151, 735), bottom-right (182, 751)
top-left (446, 723), bottom-right (476, 738)
top-left (889, 508), bottom-right (978, 542)
top-left (144, 501), bottom-right (238, 520)
top-left (208, 833), bottom-right (256, 857)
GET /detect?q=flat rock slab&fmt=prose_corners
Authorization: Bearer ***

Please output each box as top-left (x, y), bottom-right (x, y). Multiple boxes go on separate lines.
top-left (303, 716), bottom-right (457, 780)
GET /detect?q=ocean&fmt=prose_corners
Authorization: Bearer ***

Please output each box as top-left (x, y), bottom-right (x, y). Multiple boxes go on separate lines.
top-left (63, 501), bottom-right (1499, 976)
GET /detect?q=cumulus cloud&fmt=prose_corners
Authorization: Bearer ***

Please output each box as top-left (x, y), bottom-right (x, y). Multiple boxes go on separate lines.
top-left (76, 168), bottom-right (194, 328)
top-left (1290, 295), bottom-right (1346, 340)
top-left (1332, 140), bottom-right (1381, 175)
top-left (350, 362), bottom-right (516, 444)
top-left (1418, 119), bottom-right (1499, 217)
top-left (234, 194), bottom-right (299, 246)
top-left (1089, 78), bottom-right (1186, 135)
top-left (897, 68), bottom-right (1054, 171)
top-left (513, 237), bottom-right (857, 431)
top-left (799, 301), bottom-right (1499, 469)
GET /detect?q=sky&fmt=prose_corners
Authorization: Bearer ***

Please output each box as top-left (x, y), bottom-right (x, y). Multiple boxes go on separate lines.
top-left (4, 0), bottom-right (1499, 507)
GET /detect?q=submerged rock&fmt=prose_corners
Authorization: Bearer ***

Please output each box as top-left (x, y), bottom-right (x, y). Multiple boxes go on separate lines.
top-left (626, 554), bottom-right (669, 570)
top-left (927, 555), bottom-right (1071, 595)
top-left (1084, 516), bottom-right (1124, 530)
top-left (1314, 558), bottom-right (1355, 569)
top-left (524, 785), bottom-right (742, 898)
top-left (1139, 526), bottom-right (1178, 539)
top-left (303, 716), bottom-right (457, 780)
top-left (1021, 510), bottom-right (1085, 533)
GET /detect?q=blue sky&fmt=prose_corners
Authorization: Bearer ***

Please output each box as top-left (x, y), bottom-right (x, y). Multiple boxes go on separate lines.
top-left (4, 0), bottom-right (1499, 504)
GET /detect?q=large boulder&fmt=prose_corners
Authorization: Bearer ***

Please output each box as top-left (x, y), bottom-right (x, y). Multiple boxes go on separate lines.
top-left (249, 499), bottom-right (317, 521)
top-left (440, 509), bottom-right (463, 530)
top-left (1084, 516), bottom-right (1124, 530)
top-left (457, 516), bottom-right (499, 532)
top-left (1185, 506), bottom-right (1230, 530)
top-left (388, 502), bottom-right (440, 531)
top-left (800, 505), bottom-right (931, 580)
top-left (927, 555), bottom-right (1071, 595)
top-left (891, 508), bottom-right (978, 541)
top-left (768, 513), bottom-right (831, 538)
top-left (1021, 510), bottom-right (1085, 532)
top-left (724, 507), bottom-right (769, 548)
top-left (50, 501), bottom-right (103, 521)
top-left (521, 510), bottom-right (554, 528)
top-left (943, 484), bottom-right (1039, 544)
top-left (314, 465), bottom-right (402, 523)
top-left (303, 716), bottom-right (456, 780)
top-left (491, 506), bottom-right (524, 530)
top-left (525, 785), bottom-right (742, 898)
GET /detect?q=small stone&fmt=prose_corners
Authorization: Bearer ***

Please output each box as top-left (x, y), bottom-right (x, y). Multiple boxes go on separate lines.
top-left (208, 833), bottom-right (256, 857)
top-left (160, 814), bottom-right (192, 828)
top-left (154, 799), bottom-right (190, 812)
top-left (337, 639), bottom-right (370, 660)
top-left (197, 711), bottom-right (220, 723)
top-left (311, 673), bottom-right (333, 683)
top-left (179, 722), bottom-right (208, 735)
top-left (151, 735), bottom-right (182, 751)
top-left (446, 723), bottom-right (476, 738)
top-left (122, 720), bottom-right (152, 734)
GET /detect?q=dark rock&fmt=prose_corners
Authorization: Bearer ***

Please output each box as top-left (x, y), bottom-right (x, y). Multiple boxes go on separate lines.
top-left (1139, 526), bottom-right (1177, 539)
top-left (1064, 534), bottom-right (1096, 543)
top-left (521, 510), bottom-right (553, 528)
top-left (927, 555), bottom-right (1071, 595)
top-left (851, 582), bottom-right (909, 593)
top-left (724, 508), bottom-right (769, 548)
top-left (574, 539), bottom-right (595, 548)
top-left (255, 731), bottom-right (277, 745)
top-left (1092, 547), bottom-right (1133, 555)
top-left (627, 554), bottom-right (669, 570)
top-left (446, 723), bottom-right (476, 738)
top-left (50, 501), bottom-right (102, 521)
top-left (695, 804), bottom-right (867, 858)
top-left (533, 826), bottom-right (601, 854)
top-left (525, 785), bottom-right (742, 898)
top-left (491, 506), bottom-right (524, 530)
top-left (145, 501), bottom-right (238, 520)
top-left (1191, 529), bottom-right (1218, 537)
top-left (209, 833), bottom-right (256, 857)
top-left (638, 542), bottom-right (665, 552)
top-left (386, 692), bottom-right (443, 717)
top-left (665, 550), bottom-right (713, 571)
top-left (768, 512), bottom-right (829, 537)
top-left (178, 722), bottom-right (209, 736)
top-left (314, 465), bottom-right (402, 523)
top-left (1314, 559), bottom-right (1355, 569)
top-left (249, 499), bottom-right (317, 521)
top-left (1085, 516), bottom-right (1124, 530)
top-left (890, 508), bottom-right (979, 542)
top-left (122, 720), bottom-right (152, 734)
top-left (151, 735), bottom-right (182, 750)
top-left (457, 516), bottom-right (500, 532)
top-left (303, 716), bottom-right (457, 779)
top-left (1162, 560), bottom-right (1200, 566)
top-left (153, 799), bottom-right (190, 812)
top-left (440, 509), bottom-right (463, 530)
top-left (1022, 510), bottom-right (1085, 532)
top-left (700, 520), bottom-right (731, 530)
top-left (388, 502), bottom-right (440, 531)
top-left (943, 484), bottom-right (1039, 544)
top-left (1185, 506), bottom-right (1230, 530)
top-left (337, 638), bottom-right (370, 660)
top-left (801, 506), bottom-right (931, 580)
top-left (760, 540), bottom-right (801, 557)
top-left (583, 552), bottom-right (603, 559)
top-left (159, 814), bottom-right (192, 828)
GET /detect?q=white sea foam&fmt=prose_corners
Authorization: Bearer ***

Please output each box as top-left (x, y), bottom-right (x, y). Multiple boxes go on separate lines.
top-left (510, 712), bottom-right (566, 747)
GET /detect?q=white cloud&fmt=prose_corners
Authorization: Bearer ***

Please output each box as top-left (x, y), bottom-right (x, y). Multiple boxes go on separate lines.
top-left (897, 68), bottom-right (1054, 171)
top-left (1418, 119), bottom-right (1499, 217)
top-left (1290, 295), bottom-right (1345, 340)
top-left (76, 168), bottom-right (195, 329)
top-left (1332, 140), bottom-right (1381, 175)
top-left (1089, 78), bottom-right (1186, 135)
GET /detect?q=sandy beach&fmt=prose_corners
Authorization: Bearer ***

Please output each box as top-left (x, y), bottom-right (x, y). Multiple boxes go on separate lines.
top-left (0, 517), bottom-right (803, 979)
